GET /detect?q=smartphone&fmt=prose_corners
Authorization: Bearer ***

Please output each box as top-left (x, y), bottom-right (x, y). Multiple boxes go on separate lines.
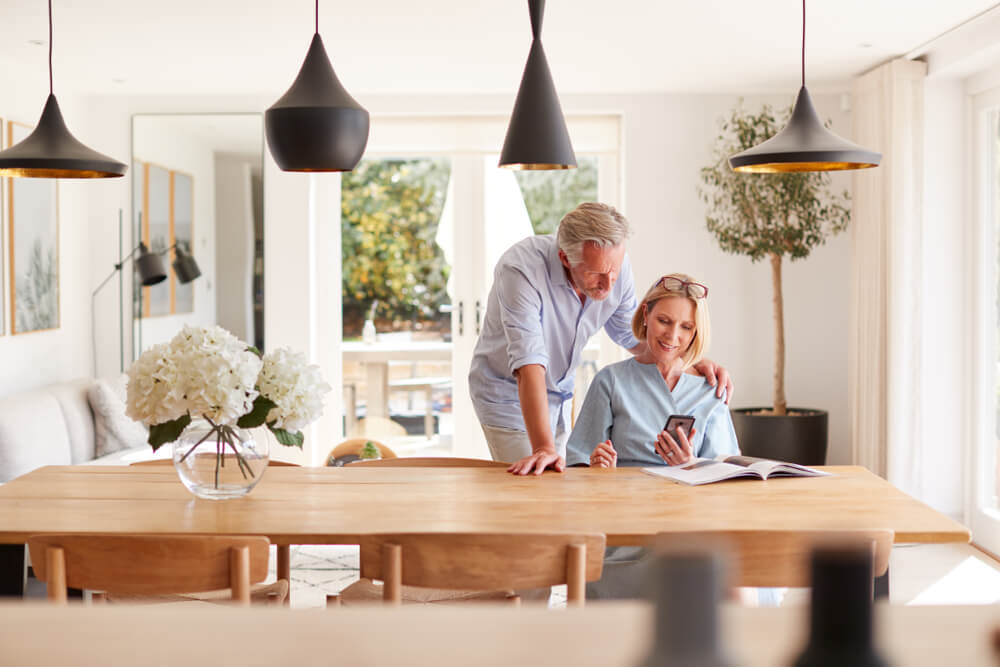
top-left (664, 414), bottom-right (695, 440)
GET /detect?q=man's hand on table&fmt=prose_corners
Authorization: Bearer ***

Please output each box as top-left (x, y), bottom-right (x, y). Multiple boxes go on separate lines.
top-left (507, 448), bottom-right (565, 476)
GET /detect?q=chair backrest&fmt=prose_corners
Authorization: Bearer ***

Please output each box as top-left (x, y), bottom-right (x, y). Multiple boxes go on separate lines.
top-left (655, 529), bottom-right (894, 588)
top-left (328, 438), bottom-right (397, 461)
top-left (359, 532), bottom-right (605, 606)
top-left (130, 459), bottom-right (300, 467)
top-left (27, 534), bottom-right (271, 605)
top-left (348, 457), bottom-right (507, 468)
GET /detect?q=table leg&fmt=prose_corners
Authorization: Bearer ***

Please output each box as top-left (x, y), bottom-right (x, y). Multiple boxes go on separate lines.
top-left (277, 545), bottom-right (291, 607)
top-left (0, 544), bottom-right (26, 598)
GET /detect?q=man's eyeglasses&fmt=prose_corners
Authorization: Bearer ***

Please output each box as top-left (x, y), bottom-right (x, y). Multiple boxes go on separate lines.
top-left (657, 276), bottom-right (709, 299)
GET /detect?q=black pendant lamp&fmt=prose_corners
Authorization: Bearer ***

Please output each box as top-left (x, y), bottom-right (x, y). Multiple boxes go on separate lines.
top-left (499, 0), bottom-right (576, 170)
top-left (265, 0), bottom-right (369, 172)
top-left (0, 0), bottom-right (126, 179)
top-left (728, 0), bottom-right (880, 173)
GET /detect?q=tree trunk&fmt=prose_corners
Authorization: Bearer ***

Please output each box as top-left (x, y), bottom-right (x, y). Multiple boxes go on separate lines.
top-left (770, 252), bottom-right (787, 416)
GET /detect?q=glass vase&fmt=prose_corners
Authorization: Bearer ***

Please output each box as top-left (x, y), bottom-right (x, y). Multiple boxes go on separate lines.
top-left (172, 419), bottom-right (270, 500)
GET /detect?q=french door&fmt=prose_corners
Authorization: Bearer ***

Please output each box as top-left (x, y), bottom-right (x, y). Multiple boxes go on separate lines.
top-left (343, 115), bottom-right (621, 457)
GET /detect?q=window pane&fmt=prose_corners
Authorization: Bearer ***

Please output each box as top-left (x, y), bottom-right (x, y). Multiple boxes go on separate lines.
top-left (513, 156), bottom-right (600, 235)
top-left (341, 158), bottom-right (452, 339)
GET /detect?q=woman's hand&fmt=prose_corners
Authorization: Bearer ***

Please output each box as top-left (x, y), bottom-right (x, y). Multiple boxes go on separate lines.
top-left (655, 427), bottom-right (696, 466)
top-left (508, 448), bottom-right (565, 476)
top-left (589, 440), bottom-right (618, 468)
top-left (691, 358), bottom-right (734, 404)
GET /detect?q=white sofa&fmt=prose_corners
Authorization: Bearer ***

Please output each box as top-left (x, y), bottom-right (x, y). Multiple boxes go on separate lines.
top-left (0, 378), bottom-right (160, 484)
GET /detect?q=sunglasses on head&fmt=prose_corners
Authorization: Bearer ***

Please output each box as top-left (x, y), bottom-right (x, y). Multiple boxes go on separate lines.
top-left (656, 276), bottom-right (709, 299)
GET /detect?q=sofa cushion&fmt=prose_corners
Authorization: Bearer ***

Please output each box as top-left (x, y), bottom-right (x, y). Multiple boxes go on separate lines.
top-left (45, 379), bottom-right (97, 464)
top-left (0, 390), bottom-right (73, 483)
top-left (88, 376), bottom-right (148, 458)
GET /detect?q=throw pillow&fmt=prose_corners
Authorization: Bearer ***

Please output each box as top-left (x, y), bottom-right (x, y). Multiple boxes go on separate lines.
top-left (88, 375), bottom-right (148, 458)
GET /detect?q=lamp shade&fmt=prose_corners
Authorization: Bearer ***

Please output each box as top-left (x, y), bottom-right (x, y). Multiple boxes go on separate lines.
top-left (172, 245), bottom-right (201, 284)
top-left (265, 33), bottom-right (369, 172)
top-left (135, 243), bottom-right (167, 286)
top-left (728, 87), bottom-right (880, 173)
top-left (499, 0), bottom-right (576, 170)
top-left (0, 95), bottom-right (127, 178)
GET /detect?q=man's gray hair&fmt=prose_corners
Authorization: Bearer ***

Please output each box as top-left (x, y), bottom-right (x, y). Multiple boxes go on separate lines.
top-left (557, 202), bottom-right (630, 265)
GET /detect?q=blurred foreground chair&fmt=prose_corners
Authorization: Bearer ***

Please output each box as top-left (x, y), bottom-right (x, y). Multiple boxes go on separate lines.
top-left (27, 534), bottom-right (283, 606)
top-left (332, 532), bottom-right (605, 607)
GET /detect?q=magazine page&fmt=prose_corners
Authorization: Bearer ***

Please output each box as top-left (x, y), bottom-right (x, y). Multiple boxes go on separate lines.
top-left (641, 458), bottom-right (762, 485)
top-left (719, 455), bottom-right (830, 479)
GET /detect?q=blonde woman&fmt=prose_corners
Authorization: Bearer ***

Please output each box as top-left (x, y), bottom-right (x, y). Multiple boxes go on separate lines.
top-left (566, 273), bottom-right (738, 468)
top-left (565, 273), bottom-right (741, 600)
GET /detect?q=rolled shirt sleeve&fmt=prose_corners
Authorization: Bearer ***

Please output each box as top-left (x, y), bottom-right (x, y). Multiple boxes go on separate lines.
top-left (495, 267), bottom-right (548, 374)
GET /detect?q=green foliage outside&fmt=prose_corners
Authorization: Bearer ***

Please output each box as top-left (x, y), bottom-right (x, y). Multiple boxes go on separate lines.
top-left (341, 159), bottom-right (451, 337)
top-left (699, 102), bottom-right (851, 415)
top-left (514, 157), bottom-right (599, 235)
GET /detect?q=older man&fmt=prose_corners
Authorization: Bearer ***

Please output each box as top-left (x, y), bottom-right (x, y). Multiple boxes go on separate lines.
top-left (469, 202), bottom-right (731, 475)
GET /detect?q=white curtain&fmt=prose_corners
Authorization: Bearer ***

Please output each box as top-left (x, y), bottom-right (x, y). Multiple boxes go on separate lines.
top-left (849, 59), bottom-right (927, 493)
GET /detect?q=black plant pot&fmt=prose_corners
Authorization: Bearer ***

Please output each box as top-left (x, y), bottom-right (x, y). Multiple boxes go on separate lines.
top-left (730, 408), bottom-right (828, 465)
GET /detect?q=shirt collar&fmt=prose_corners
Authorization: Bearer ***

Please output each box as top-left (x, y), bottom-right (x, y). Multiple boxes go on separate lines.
top-left (547, 237), bottom-right (572, 289)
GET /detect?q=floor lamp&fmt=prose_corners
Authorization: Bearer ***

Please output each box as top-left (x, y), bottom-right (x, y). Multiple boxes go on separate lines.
top-left (91, 209), bottom-right (201, 375)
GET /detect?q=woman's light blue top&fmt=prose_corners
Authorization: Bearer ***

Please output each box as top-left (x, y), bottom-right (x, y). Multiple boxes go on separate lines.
top-left (565, 358), bottom-right (740, 467)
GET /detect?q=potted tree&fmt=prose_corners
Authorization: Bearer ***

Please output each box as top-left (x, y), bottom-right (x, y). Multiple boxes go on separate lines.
top-left (699, 102), bottom-right (850, 464)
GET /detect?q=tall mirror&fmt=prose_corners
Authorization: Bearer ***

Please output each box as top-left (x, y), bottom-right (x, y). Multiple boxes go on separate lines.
top-left (131, 114), bottom-right (264, 357)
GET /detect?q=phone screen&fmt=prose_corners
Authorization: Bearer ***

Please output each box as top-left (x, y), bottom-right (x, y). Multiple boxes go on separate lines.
top-left (664, 415), bottom-right (695, 438)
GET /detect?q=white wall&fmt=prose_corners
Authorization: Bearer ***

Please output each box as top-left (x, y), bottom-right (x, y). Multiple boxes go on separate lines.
top-left (0, 65), bottom-right (106, 396)
top-left (131, 118), bottom-right (217, 352)
top-left (214, 153), bottom-right (257, 342)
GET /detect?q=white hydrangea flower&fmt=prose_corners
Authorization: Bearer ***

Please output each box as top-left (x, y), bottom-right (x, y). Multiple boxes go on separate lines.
top-left (258, 348), bottom-right (331, 431)
top-left (125, 325), bottom-right (261, 427)
top-left (126, 342), bottom-right (187, 425)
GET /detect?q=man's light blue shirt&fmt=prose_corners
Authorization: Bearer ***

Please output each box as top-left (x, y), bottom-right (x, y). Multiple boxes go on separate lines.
top-left (469, 234), bottom-right (639, 435)
top-left (566, 358), bottom-right (739, 467)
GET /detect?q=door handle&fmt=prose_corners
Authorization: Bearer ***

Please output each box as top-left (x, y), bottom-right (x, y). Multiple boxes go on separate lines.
top-left (475, 300), bottom-right (482, 336)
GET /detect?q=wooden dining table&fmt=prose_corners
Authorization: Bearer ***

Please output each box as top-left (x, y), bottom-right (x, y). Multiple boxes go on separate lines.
top-left (0, 464), bottom-right (970, 597)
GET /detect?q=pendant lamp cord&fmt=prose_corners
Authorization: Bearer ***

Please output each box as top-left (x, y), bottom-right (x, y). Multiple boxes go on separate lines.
top-left (801, 0), bottom-right (805, 88)
top-left (48, 0), bottom-right (53, 95)
top-left (315, 0), bottom-right (319, 34)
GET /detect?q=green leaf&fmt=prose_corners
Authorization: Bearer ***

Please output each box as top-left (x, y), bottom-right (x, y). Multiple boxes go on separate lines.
top-left (148, 414), bottom-right (192, 452)
top-left (246, 345), bottom-right (263, 358)
top-left (237, 395), bottom-right (277, 428)
top-left (269, 426), bottom-right (304, 449)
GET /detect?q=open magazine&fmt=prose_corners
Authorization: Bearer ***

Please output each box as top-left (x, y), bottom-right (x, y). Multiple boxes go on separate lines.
top-left (641, 455), bottom-right (831, 485)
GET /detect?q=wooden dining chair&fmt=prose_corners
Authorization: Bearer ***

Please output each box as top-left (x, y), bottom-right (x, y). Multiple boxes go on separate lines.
top-left (131, 458), bottom-right (298, 602)
top-left (27, 534), bottom-right (275, 606)
top-left (654, 529), bottom-right (894, 591)
top-left (333, 532), bottom-right (605, 608)
top-left (347, 456), bottom-right (507, 468)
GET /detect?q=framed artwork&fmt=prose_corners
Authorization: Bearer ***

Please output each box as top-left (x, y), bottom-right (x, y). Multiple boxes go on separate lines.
top-left (172, 171), bottom-right (194, 314)
top-left (142, 162), bottom-right (171, 317)
top-left (8, 121), bottom-right (59, 335)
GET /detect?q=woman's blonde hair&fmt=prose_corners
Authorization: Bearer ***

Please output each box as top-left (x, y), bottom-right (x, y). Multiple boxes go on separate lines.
top-left (631, 273), bottom-right (711, 370)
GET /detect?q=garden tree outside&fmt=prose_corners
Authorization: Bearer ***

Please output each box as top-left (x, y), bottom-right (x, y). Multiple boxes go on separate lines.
top-left (700, 103), bottom-right (850, 416)
top-left (341, 157), bottom-right (599, 338)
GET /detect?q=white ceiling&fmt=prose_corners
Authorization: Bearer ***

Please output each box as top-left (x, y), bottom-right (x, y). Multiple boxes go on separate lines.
top-left (0, 0), bottom-right (997, 97)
